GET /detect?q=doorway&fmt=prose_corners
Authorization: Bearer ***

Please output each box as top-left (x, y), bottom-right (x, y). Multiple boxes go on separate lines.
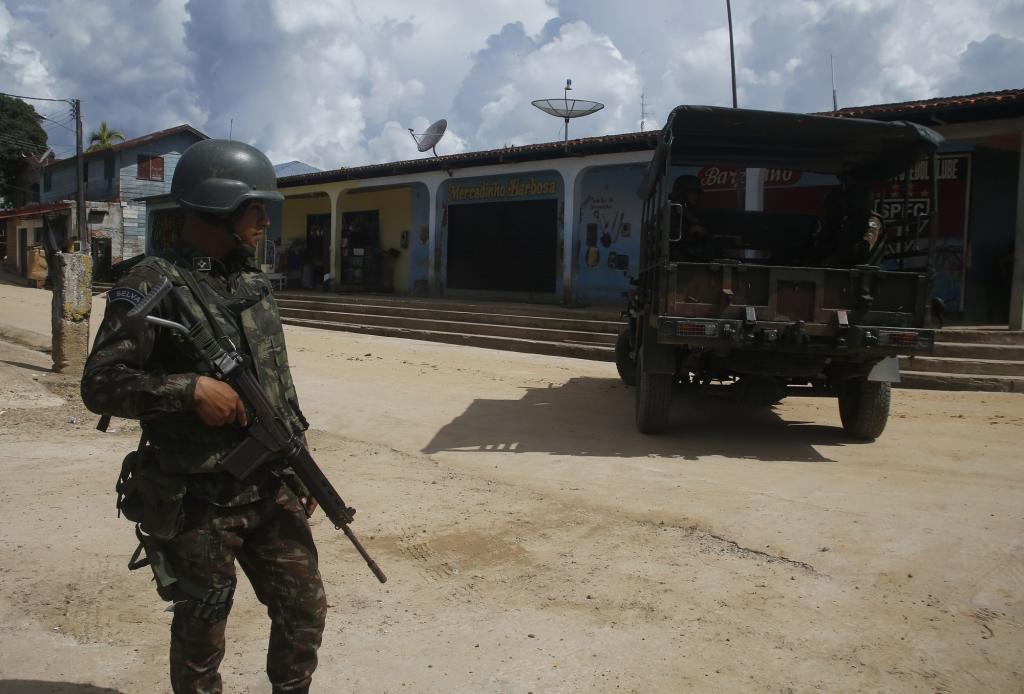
top-left (306, 213), bottom-right (331, 288)
top-left (446, 199), bottom-right (558, 293)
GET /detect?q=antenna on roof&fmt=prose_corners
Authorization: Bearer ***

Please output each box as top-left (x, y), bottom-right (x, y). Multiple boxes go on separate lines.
top-left (830, 54), bottom-right (839, 113)
top-left (408, 118), bottom-right (448, 157)
top-left (229, 118), bottom-right (234, 140)
top-left (408, 118), bottom-right (453, 176)
top-left (531, 79), bottom-right (604, 150)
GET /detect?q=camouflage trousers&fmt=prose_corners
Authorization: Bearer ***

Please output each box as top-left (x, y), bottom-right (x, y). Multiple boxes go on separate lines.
top-left (163, 482), bottom-right (327, 694)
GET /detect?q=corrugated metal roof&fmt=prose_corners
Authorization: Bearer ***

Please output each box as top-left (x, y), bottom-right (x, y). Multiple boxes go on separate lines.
top-left (279, 131), bottom-right (658, 188)
top-left (50, 124), bottom-right (208, 165)
top-left (0, 201), bottom-right (72, 221)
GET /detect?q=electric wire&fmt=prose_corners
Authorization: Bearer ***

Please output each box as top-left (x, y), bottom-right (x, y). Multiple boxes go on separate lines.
top-left (0, 91), bottom-right (73, 103)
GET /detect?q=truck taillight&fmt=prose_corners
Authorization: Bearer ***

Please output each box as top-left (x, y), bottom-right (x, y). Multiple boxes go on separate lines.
top-left (878, 330), bottom-right (920, 348)
top-left (677, 321), bottom-right (718, 337)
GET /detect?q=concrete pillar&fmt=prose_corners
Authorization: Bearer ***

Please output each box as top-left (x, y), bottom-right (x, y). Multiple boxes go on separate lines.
top-left (1010, 131), bottom-right (1024, 330)
top-left (51, 252), bottom-right (92, 374)
top-left (427, 179), bottom-right (440, 296)
top-left (561, 166), bottom-right (581, 305)
top-left (328, 190), bottom-right (341, 291)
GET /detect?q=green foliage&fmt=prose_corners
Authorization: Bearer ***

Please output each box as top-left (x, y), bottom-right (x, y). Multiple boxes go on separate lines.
top-left (0, 95), bottom-right (48, 209)
top-left (87, 120), bottom-right (125, 152)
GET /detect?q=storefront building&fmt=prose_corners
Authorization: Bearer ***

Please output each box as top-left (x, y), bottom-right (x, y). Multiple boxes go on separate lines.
top-left (277, 135), bottom-right (656, 304)
top-left (272, 89), bottom-right (1023, 322)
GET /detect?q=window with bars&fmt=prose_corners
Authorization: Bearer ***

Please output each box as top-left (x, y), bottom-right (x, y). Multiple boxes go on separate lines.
top-left (137, 154), bottom-right (165, 181)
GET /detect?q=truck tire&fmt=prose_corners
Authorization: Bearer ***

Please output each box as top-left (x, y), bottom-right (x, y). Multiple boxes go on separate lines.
top-left (838, 379), bottom-right (890, 440)
top-left (635, 348), bottom-right (673, 434)
top-left (615, 328), bottom-right (637, 386)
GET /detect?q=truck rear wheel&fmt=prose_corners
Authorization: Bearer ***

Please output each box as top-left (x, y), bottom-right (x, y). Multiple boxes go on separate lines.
top-left (615, 328), bottom-right (637, 386)
top-left (838, 379), bottom-right (890, 440)
top-left (635, 348), bottom-right (673, 434)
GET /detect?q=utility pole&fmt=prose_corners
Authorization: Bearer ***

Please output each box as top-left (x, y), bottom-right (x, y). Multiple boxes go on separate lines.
top-left (726, 0), bottom-right (738, 108)
top-left (74, 98), bottom-right (87, 253)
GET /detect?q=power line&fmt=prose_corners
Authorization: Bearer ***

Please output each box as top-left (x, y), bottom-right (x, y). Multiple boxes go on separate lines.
top-left (40, 114), bottom-right (76, 133)
top-left (0, 90), bottom-right (72, 103)
top-left (0, 134), bottom-right (50, 150)
top-left (39, 107), bottom-right (73, 121)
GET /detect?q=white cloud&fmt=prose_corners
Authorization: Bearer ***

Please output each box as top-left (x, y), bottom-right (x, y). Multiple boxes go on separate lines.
top-left (451, 19), bottom-right (643, 148)
top-left (0, 0), bottom-right (1019, 170)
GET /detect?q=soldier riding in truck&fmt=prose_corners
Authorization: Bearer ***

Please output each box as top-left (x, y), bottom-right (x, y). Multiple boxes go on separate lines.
top-left (616, 105), bottom-right (944, 439)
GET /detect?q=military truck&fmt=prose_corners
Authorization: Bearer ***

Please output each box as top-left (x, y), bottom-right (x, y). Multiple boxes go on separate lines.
top-left (617, 106), bottom-right (943, 439)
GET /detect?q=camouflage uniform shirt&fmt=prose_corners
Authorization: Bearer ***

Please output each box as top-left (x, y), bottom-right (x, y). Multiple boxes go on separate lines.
top-left (81, 241), bottom-right (308, 505)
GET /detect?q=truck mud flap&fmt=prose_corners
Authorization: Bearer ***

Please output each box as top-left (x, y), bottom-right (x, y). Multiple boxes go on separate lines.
top-left (867, 356), bottom-right (901, 383)
top-left (642, 326), bottom-right (676, 374)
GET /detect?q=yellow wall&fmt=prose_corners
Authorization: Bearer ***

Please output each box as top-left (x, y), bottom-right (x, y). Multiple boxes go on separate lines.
top-left (341, 188), bottom-right (413, 293)
top-left (280, 195), bottom-right (331, 248)
top-left (279, 184), bottom-right (414, 292)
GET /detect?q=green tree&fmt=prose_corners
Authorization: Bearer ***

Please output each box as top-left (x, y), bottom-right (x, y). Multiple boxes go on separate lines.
top-left (87, 120), bottom-right (125, 152)
top-left (0, 95), bottom-right (48, 209)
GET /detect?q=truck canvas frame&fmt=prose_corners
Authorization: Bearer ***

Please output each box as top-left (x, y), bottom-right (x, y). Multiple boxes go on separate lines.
top-left (618, 105), bottom-right (944, 439)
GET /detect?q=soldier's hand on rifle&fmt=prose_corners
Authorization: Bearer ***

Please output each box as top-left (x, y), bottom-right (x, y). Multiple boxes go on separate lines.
top-left (194, 375), bottom-right (249, 427)
top-left (300, 496), bottom-right (318, 518)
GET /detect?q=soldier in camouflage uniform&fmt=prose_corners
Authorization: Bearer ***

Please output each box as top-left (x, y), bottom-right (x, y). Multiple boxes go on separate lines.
top-left (81, 139), bottom-right (327, 694)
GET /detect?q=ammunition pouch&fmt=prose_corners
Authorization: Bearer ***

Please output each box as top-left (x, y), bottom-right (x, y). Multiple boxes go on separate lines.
top-left (128, 525), bottom-right (236, 622)
top-left (116, 445), bottom-right (187, 541)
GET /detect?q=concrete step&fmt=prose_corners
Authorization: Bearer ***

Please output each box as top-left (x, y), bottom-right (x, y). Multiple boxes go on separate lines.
top-left (897, 370), bottom-right (1024, 393)
top-left (278, 298), bottom-right (623, 335)
top-left (281, 317), bottom-right (617, 362)
top-left (279, 306), bottom-right (618, 345)
top-left (935, 328), bottom-right (1024, 345)
top-left (900, 356), bottom-right (1024, 377)
top-left (931, 342), bottom-right (1024, 361)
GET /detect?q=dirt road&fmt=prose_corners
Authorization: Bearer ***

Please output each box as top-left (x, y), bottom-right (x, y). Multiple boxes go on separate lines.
top-left (0, 281), bottom-right (1022, 693)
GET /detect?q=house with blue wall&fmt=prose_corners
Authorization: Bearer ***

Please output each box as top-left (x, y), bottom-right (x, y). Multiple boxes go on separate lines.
top-left (38, 124), bottom-right (206, 272)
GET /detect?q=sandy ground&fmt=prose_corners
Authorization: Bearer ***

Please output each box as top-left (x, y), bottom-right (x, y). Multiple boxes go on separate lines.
top-left (0, 281), bottom-right (1022, 693)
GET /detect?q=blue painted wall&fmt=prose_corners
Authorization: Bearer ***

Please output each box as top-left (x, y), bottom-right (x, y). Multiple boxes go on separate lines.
top-left (409, 183), bottom-right (431, 294)
top-left (40, 130), bottom-right (204, 256)
top-left (573, 164), bottom-right (647, 305)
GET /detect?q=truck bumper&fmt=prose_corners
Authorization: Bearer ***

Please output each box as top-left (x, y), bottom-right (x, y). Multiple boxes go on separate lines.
top-left (655, 315), bottom-right (935, 359)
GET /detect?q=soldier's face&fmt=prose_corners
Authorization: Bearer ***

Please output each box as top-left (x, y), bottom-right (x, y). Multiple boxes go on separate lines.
top-left (235, 201), bottom-right (270, 248)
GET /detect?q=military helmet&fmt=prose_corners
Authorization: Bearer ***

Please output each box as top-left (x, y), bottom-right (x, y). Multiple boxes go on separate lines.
top-left (171, 139), bottom-right (283, 214)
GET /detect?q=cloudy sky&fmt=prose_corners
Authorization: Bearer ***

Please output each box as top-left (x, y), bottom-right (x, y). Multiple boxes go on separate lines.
top-left (1, 0), bottom-right (1022, 170)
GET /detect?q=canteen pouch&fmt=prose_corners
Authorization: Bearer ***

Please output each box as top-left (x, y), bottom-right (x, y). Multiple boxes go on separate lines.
top-left (116, 446), bottom-right (187, 541)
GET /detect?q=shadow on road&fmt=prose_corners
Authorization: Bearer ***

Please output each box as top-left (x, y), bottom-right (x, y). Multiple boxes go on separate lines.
top-left (1, 360), bottom-right (52, 374)
top-left (0, 682), bottom-right (123, 694)
top-left (422, 377), bottom-right (860, 463)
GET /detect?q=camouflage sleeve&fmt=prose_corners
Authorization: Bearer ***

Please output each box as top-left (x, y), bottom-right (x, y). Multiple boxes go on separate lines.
top-left (80, 263), bottom-right (199, 419)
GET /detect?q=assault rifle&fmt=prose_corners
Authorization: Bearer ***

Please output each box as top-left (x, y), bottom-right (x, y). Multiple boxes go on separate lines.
top-left (119, 276), bottom-right (387, 583)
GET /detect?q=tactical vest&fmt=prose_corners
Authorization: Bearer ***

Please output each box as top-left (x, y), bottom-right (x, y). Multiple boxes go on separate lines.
top-left (134, 254), bottom-right (307, 475)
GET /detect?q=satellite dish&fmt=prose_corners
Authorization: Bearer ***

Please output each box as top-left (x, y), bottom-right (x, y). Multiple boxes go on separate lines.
top-left (532, 79), bottom-right (604, 149)
top-left (408, 119), bottom-right (448, 156)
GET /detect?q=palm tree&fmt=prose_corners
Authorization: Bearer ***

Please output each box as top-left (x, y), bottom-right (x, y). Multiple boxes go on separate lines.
top-left (86, 121), bottom-right (125, 152)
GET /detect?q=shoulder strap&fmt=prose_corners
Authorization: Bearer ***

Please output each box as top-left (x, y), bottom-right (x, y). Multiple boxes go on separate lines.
top-left (146, 256), bottom-right (236, 352)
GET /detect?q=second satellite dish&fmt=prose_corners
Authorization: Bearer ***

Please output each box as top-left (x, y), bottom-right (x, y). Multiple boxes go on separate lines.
top-left (532, 79), bottom-right (604, 149)
top-left (409, 119), bottom-right (448, 156)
